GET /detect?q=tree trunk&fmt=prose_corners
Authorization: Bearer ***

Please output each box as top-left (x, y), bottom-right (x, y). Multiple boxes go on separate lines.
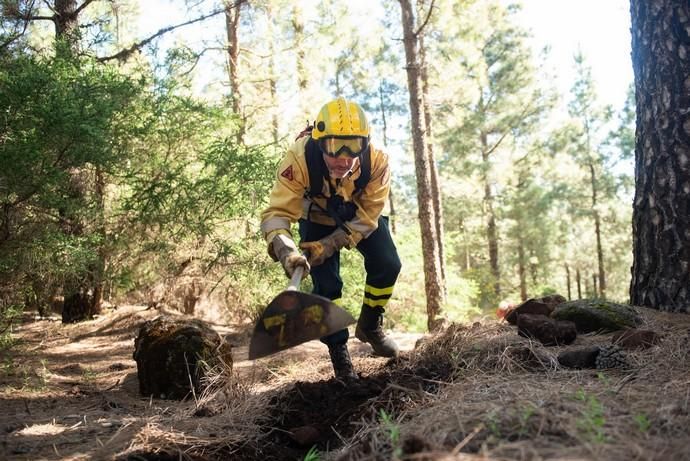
top-left (463, 223), bottom-right (470, 270)
top-left (90, 165), bottom-right (106, 315)
top-left (388, 184), bottom-right (397, 235)
top-left (378, 83), bottom-right (390, 147)
top-left (54, 0), bottom-right (79, 53)
top-left (398, 0), bottom-right (445, 331)
top-left (225, 0), bottom-right (245, 144)
top-left (62, 290), bottom-right (93, 323)
top-left (419, 32), bottom-right (446, 299)
top-left (481, 132), bottom-right (500, 296)
top-left (589, 162), bottom-right (606, 298)
top-left (529, 252), bottom-right (538, 286)
top-left (629, 0), bottom-right (690, 312)
top-left (266, 3), bottom-right (279, 144)
top-left (565, 263), bottom-right (572, 300)
top-left (334, 58), bottom-right (344, 96)
top-left (517, 236), bottom-right (527, 301)
top-left (378, 82), bottom-right (397, 234)
top-left (576, 268), bottom-right (582, 298)
top-left (592, 273), bottom-right (598, 298)
top-left (292, 3), bottom-right (307, 91)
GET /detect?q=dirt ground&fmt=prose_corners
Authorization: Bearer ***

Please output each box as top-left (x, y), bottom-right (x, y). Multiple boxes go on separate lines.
top-left (2, 304), bottom-right (690, 461)
top-left (0, 305), bottom-right (422, 461)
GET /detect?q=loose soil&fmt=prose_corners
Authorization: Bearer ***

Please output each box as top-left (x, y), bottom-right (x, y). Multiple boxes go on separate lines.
top-left (1, 304), bottom-right (690, 461)
top-left (0, 305), bottom-right (422, 460)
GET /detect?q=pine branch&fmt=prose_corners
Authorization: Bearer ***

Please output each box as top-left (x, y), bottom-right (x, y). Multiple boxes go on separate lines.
top-left (74, 0), bottom-right (98, 16)
top-left (414, 0), bottom-right (435, 37)
top-left (97, 8), bottom-right (224, 63)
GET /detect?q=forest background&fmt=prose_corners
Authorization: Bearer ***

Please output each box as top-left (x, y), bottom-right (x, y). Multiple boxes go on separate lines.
top-left (0, 0), bottom-right (636, 333)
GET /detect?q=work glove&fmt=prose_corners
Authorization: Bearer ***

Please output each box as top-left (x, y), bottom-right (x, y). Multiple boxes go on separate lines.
top-left (268, 233), bottom-right (310, 278)
top-left (299, 228), bottom-right (361, 267)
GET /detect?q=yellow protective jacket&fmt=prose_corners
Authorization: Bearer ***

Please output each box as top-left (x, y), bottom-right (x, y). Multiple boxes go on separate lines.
top-left (260, 136), bottom-right (391, 243)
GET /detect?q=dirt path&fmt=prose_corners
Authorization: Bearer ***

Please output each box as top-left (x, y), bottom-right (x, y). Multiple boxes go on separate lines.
top-left (0, 305), bottom-right (422, 461)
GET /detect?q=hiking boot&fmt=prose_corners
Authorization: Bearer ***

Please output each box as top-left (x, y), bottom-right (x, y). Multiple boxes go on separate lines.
top-left (355, 307), bottom-right (399, 358)
top-left (328, 343), bottom-right (358, 380)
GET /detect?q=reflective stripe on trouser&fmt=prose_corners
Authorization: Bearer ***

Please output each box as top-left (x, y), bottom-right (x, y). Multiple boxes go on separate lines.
top-left (299, 216), bottom-right (401, 346)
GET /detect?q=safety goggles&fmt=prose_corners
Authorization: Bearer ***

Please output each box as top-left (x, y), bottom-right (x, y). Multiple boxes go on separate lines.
top-left (318, 136), bottom-right (368, 158)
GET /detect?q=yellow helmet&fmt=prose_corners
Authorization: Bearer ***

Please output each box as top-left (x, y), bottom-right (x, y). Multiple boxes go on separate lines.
top-left (312, 97), bottom-right (370, 140)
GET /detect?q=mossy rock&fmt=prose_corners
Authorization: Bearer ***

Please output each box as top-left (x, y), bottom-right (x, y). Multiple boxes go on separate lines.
top-left (551, 299), bottom-right (642, 333)
top-left (133, 316), bottom-right (233, 399)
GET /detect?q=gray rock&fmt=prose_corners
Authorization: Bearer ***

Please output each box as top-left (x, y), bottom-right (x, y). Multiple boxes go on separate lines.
top-left (551, 299), bottom-right (642, 333)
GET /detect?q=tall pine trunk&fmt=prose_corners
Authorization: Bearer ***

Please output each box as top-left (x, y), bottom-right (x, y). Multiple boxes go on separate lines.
top-left (225, 0), bottom-right (244, 145)
top-left (292, 4), bottom-right (307, 91)
top-left (481, 131), bottom-right (500, 297)
top-left (398, 0), bottom-right (445, 331)
top-left (517, 236), bottom-right (527, 301)
top-left (419, 33), bottom-right (446, 298)
top-left (378, 83), bottom-right (397, 234)
top-left (54, 0), bottom-right (79, 52)
top-left (589, 162), bottom-right (606, 298)
top-left (629, 0), bottom-right (690, 312)
top-left (266, 3), bottom-right (279, 144)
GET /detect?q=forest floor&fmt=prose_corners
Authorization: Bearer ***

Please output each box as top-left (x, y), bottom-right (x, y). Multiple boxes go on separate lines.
top-left (0, 303), bottom-right (689, 461)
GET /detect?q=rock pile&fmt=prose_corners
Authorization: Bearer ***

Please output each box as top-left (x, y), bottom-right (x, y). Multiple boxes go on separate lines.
top-left (500, 296), bottom-right (660, 370)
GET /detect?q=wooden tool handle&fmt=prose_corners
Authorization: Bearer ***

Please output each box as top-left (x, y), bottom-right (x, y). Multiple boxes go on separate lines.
top-left (287, 265), bottom-right (304, 291)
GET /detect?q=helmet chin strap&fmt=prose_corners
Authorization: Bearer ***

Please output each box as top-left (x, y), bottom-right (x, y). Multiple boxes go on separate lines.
top-left (328, 167), bottom-right (354, 179)
top-left (326, 157), bottom-right (359, 179)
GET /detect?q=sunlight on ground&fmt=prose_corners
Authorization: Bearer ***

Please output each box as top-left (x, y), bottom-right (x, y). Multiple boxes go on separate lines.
top-left (17, 422), bottom-right (68, 436)
top-left (53, 337), bottom-right (132, 354)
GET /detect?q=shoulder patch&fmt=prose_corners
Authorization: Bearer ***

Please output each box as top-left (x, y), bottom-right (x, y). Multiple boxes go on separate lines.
top-left (280, 165), bottom-right (294, 181)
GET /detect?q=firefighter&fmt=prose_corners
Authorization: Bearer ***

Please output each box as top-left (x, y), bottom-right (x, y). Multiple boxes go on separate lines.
top-left (260, 97), bottom-right (401, 379)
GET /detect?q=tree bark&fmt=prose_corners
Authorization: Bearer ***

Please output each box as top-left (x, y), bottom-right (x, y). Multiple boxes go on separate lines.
top-left (629, 0), bottom-right (690, 312)
top-left (589, 162), bottom-right (606, 298)
top-left (54, 0), bottom-right (79, 53)
top-left (266, 3), bottom-right (279, 144)
top-left (292, 3), bottom-right (307, 91)
top-left (398, 0), bottom-right (445, 331)
top-left (576, 268), bottom-right (582, 298)
top-left (91, 165), bottom-right (106, 314)
top-left (565, 263), bottom-right (572, 300)
top-left (517, 236), bottom-right (527, 301)
top-left (462, 221), bottom-right (470, 270)
top-left (378, 83), bottom-right (397, 234)
top-left (481, 131), bottom-right (500, 296)
top-left (419, 32), bottom-right (446, 299)
top-left (225, 0), bottom-right (245, 144)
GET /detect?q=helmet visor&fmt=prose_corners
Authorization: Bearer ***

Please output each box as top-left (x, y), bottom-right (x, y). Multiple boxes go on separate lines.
top-left (319, 137), bottom-right (366, 158)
